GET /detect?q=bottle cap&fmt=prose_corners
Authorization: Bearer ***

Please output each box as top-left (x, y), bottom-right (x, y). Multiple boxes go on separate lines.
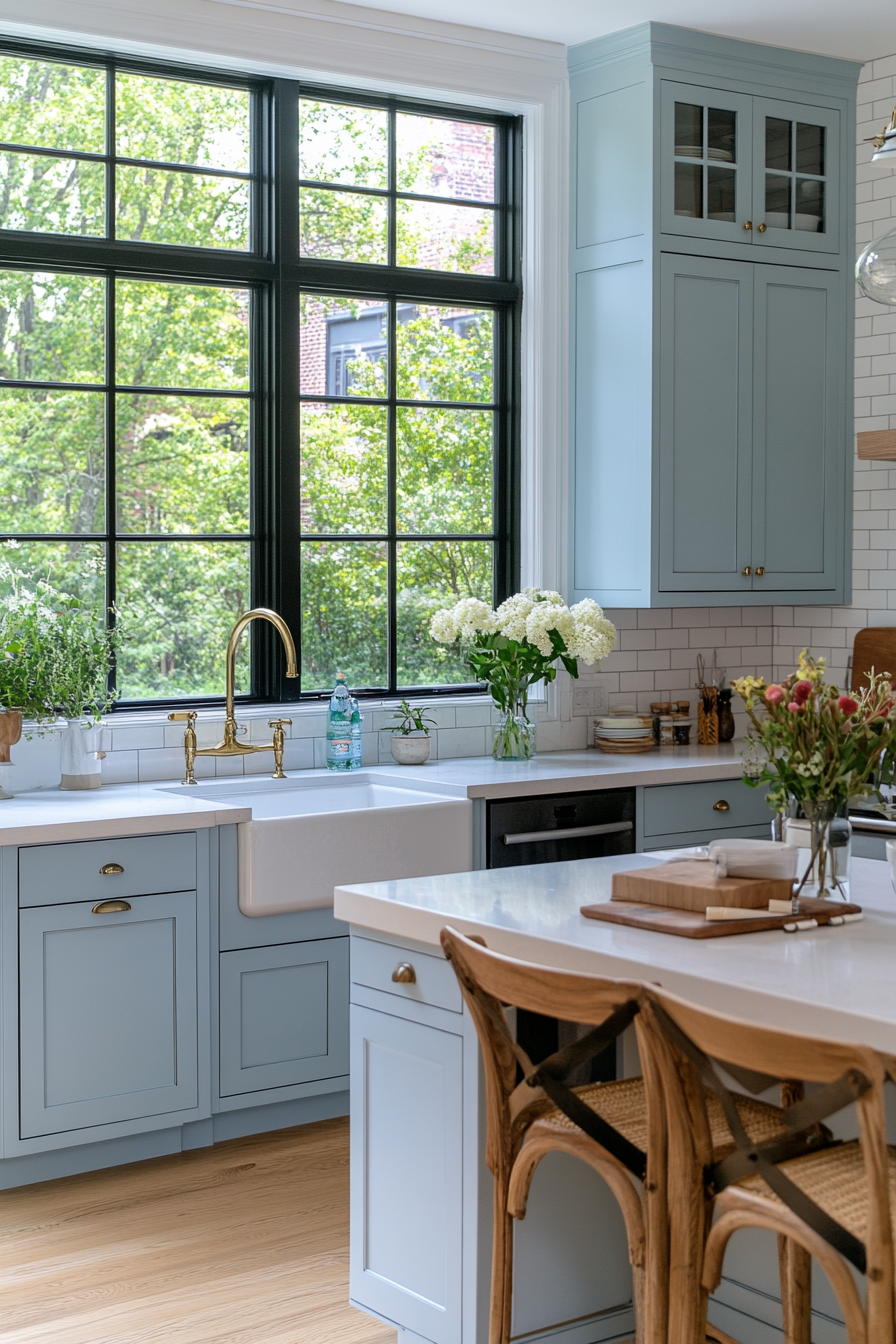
top-left (335, 672), bottom-right (347, 683)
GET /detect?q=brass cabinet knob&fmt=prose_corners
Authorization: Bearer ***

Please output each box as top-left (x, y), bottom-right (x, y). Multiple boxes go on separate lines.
top-left (391, 962), bottom-right (417, 985)
top-left (92, 899), bottom-right (132, 914)
top-left (742, 566), bottom-right (752, 576)
top-left (713, 800), bottom-right (731, 812)
top-left (758, 222), bottom-right (768, 233)
top-left (755, 566), bottom-right (765, 576)
top-left (743, 220), bottom-right (753, 230)
top-left (99, 862), bottom-right (124, 875)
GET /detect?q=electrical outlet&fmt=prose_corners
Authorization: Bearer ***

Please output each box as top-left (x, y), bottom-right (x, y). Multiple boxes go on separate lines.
top-left (573, 685), bottom-right (608, 716)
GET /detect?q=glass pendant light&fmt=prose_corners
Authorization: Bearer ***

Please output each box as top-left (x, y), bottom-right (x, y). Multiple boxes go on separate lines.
top-left (856, 109), bottom-right (896, 305)
top-left (857, 227), bottom-right (896, 306)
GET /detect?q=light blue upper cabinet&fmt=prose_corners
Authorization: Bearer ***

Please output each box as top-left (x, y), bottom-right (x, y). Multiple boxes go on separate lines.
top-left (569, 23), bottom-right (861, 607)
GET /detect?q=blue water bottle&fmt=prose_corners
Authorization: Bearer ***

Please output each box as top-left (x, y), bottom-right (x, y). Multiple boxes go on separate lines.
top-left (326, 673), bottom-right (353, 771)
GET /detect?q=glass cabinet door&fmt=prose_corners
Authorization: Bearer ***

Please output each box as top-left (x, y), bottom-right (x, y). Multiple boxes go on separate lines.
top-left (752, 97), bottom-right (839, 254)
top-left (661, 82), bottom-right (754, 244)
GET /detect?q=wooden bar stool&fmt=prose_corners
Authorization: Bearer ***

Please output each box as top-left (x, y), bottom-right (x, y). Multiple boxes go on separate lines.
top-left (639, 984), bottom-right (896, 1344)
top-left (441, 927), bottom-right (794, 1344)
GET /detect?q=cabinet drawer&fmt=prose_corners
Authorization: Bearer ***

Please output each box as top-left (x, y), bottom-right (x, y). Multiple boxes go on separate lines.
top-left (19, 832), bottom-right (197, 907)
top-left (643, 779), bottom-right (769, 838)
top-left (351, 936), bottom-right (462, 1014)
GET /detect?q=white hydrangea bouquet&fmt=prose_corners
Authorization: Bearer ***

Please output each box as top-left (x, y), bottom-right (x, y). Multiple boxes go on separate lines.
top-left (430, 588), bottom-right (616, 760)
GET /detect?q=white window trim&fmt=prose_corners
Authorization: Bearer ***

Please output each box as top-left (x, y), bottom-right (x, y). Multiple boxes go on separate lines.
top-left (0, 0), bottom-right (569, 724)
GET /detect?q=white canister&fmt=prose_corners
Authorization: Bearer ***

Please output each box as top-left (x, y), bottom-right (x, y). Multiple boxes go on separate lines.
top-left (59, 720), bottom-right (107, 790)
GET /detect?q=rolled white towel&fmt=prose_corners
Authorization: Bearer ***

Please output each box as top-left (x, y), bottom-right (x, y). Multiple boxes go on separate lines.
top-left (708, 838), bottom-right (799, 881)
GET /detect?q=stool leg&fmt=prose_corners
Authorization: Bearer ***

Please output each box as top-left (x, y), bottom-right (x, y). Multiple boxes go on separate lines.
top-left (777, 1234), bottom-right (812, 1344)
top-left (490, 1176), bottom-right (514, 1344)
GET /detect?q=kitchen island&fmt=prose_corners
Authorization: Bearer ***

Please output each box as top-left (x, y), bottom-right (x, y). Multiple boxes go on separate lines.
top-left (337, 855), bottom-right (896, 1344)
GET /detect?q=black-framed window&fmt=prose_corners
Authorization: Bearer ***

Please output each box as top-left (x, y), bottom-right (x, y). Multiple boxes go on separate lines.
top-left (0, 42), bottom-right (521, 706)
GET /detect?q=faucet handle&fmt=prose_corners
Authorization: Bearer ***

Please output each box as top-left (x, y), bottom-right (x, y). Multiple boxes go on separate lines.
top-left (168, 711), bottom-right (197, 725)
top-left (268, 718), bottom-right (292, 728)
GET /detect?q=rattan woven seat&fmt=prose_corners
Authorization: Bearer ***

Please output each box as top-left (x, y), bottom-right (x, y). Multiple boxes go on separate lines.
top-left (738, 1141), bottom-right (896, 1245)
top-left (530, 1078), bottom-right (787, 1163)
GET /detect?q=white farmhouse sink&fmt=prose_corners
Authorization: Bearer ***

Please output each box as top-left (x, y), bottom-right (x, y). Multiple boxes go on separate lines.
top-left (161, 771), bottom-right (473, 915)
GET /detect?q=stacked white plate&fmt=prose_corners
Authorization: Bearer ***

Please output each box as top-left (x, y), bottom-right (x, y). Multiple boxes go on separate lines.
top-left (594, 715), bottom-right (656, 753)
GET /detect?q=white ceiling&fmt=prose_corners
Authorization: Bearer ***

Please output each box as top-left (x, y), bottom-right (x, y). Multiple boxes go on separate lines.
top-left (327, 0), bottom-right (896, 64)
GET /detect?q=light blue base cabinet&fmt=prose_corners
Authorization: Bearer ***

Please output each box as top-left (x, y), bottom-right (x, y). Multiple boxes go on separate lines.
top-left (569, 23), bottom-right (861, 607)
top-left (0, 822), bottom-right (349, 1190)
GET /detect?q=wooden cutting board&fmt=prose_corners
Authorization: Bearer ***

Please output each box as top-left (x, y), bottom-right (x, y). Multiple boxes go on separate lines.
top-left (581, 896), bottom-right (862, 939)
top-left (611, 860), bottom-right (794, 911)
top-left (850, 627), bottom-right (896, 692)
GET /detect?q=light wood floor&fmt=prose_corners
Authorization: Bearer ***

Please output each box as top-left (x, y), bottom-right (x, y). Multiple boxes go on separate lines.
top-left (0, 1117), bottom-right (396, 1344)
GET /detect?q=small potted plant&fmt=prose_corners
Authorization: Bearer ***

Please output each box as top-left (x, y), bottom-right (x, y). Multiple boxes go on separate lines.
top-left (0, 559), bottom-right (119, 791)
top-left (385, 700), bottom-right (436, 765)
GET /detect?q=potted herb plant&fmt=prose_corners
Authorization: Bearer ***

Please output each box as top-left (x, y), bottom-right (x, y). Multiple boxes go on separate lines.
top-left (0, 562), bottom-right (119, 791)
top-left (385, 699), bottom-right (437, 765)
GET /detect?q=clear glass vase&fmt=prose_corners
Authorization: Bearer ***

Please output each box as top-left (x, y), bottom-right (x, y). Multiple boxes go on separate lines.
top-left (492, 697), bottom-right (535, 761)
top-left (797, 798), bottom-right (847, 899)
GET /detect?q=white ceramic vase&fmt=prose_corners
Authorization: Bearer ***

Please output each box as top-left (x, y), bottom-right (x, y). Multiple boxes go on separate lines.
top-left (390, 735), bottom-right (431, 765)
top-left (59, 719), bottom-right (106, 790)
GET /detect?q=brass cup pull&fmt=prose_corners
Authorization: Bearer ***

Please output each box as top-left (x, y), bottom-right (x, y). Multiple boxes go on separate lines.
top-left (391, 962), bottom-right (417, 985)
top-left (743, 220), bottom-right (753, 231)
top-left (713, 800), bottom-right (731, 812)
top-left (99, 862), bottom-right (124, 875)
top-left (755, 566), bottom-right (765, 576)
top-left (758, 222), bottom-right (768, 233)
top-left (742, 566), bottom-right (752, 576)
top-left (92, 899), bottom-right (132, 915)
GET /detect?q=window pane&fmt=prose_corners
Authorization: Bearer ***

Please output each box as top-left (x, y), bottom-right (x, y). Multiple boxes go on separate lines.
top-left (0, 389), bottom-right (104, 533)
top-left (300, 294), bottom-right (388, 398)
top-left (116, 540), bottom-right (250, 699)
top-left (707, 166), bottom-right (736, 222)
top-left (765, 173), bottom-right (791, 227)
top-left (116, 166), bottom-right (250, 250)
top-left (300, 540), bottom-right (387, 689)
top-left (396, 540), bottom-right (492, 686)
top-left (300, 403), bottom-right (387, 534)
top-left (0, 270), bottom-right (104, 384)
top-left (707, 108), bottom-right (736, 162)
top-left (116, 281), bottom-right (250, 390)
top-left (796, 178), bottom-right (824, 232)
top-left (396, 407), bottom-right (492, 534)
top-left (116, 74), bottom-right (250, 172)
top-left (397, 114), bottom-right (495, 201)
top-left (0, 57), bottom-right (105, 154)
top-left (0, 539), bottom-right (106, 612)
top-left (397, 199), bottom-right (494, 274)
top-left (116, 395), bottom-right (249, 534)
top-left (299, 187), bottom-right (387, 264)
top-left (796, 123), bottom-right (824, 176)
top-left (299, 100), bottom-right (387, 188)
top-left (396, 306), bottom-right (494, 404)
top-left (765, 117), bottom-right (791, 171)
top-left (674, 103), bottom-right (702, 157)
top-left (0, 152), bottom-right (104, 235)
top-left (674, 162), bottom-right (702, 218)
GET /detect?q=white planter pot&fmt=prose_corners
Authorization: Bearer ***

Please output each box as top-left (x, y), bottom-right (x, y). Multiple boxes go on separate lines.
top-left (59, 720), bottom-right (106, 790)
top-left (390, 735), bottom-right (431, 765)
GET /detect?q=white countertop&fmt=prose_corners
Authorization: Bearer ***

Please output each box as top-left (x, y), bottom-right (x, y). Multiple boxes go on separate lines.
top-left (378, 743), bottom-right (746, 799)
top-left (0, 746), bottom-right (747, 845)
top-left (0, 782), bottom-right (252, 845)
top-left (335, 855), bottom-right (896, 1052)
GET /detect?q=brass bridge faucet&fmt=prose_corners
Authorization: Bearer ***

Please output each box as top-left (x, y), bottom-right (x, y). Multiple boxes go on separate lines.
top-left (169, 607), bottom-right (298, 785)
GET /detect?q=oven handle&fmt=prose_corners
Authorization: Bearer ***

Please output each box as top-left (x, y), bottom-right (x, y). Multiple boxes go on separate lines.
top-left (502, 821), bottom-right (633, 845)
top-left (847, 814), bottom-right (896, 835)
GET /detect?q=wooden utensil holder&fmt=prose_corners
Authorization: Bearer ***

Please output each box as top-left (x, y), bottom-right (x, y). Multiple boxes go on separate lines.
top-left (697, 688), bottom-right (719, 745)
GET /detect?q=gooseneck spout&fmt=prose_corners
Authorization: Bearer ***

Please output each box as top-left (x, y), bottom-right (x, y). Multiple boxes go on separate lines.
top-left (225, 607), bottom-right (298, 732)
top-left (168, 607), bottom-right (298, 784)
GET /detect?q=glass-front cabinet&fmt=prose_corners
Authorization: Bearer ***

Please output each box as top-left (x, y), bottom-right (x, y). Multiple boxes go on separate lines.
top-left (661, 82), bottom-right (840, 254)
